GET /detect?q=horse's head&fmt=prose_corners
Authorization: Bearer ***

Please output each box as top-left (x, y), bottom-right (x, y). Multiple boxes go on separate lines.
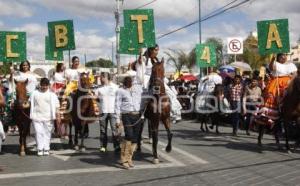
top-left (79, 72), bottom-right (91, 90)
top-left (151, 58), bottom-right (165, 94)
top-left (14, 79), bottom-right (30, 109)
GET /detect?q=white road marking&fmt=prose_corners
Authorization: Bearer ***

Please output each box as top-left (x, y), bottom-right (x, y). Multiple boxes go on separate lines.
top-left (0, 163), bottom-right (180, 179)
top-left (27, 138), bottom-right (74, 161)
top-left (156, 140), bottom-right (209, 164)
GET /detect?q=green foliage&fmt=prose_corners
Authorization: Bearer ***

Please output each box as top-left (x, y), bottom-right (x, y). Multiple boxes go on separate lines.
top-left (86, 58), bottom-right (114, 68)
top-left (165, 49), bottom-right (190, 73)
top-left (241, 35), bottom-right (269, 70)
top-left (0, 63), bottom-right (12, 76)
top-left (204, 37), bottom-right (223, 66)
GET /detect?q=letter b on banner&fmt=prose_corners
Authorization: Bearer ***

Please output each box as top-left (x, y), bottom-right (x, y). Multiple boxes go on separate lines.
top-left (48, 20), bottom-right (76, 51)
top-left (0, 31), bottom-right (26, 62)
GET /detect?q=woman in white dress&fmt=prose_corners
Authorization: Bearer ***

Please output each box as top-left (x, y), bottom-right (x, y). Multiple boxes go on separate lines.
top-left (51, 63), bottom-right (66, 94)
top-left (11, 60), bottom-right (38, 96)
top-left (134, 45), bottom-right (182, 121)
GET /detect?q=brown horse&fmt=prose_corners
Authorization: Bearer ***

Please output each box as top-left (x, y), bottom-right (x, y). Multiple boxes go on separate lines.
top-left (145, 59), bottom-right (173, 164)
top-left (70, 72), bottom-right (100, 151)
top-left (13, 79), bottom-right (31, 156)
top-left (281, 76), bottom-right (300, 152)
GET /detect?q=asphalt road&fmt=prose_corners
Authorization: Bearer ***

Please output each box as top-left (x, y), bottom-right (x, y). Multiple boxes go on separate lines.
top-left (0, 119), bottom-right (300, 186)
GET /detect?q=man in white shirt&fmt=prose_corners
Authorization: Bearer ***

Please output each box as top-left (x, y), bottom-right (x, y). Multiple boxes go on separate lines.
top-left (115, 76), bottom-right (143, 169)
top-left (30, 78), bottom-right (60, 156)
top-left (95, 72), bottom-right (120, 153)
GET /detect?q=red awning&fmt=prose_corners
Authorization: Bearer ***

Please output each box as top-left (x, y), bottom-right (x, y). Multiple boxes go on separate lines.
top-left (178, 74), bottom-right (198, 81)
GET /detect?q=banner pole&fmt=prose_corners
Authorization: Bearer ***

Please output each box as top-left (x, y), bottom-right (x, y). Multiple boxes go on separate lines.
top-left (68, 50), bottom-right (71, 68)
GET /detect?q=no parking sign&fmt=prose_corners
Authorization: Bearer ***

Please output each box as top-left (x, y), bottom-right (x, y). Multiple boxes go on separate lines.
top-left (227, 37), bottom-right (243, 54)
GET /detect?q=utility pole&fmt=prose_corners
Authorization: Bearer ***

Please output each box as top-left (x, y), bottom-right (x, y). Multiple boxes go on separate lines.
top-left (198, 0), bottom-right (203, 77)
top-left (112, 41), bottom-right (114, 65)
top-left (115, 0), bottom-right (123, 76)
top-left (199, 0), bottom-right (202, 44)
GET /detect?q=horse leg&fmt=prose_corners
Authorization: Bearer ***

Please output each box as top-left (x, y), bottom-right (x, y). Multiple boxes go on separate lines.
top-left (215, 114), bottom-right (220, 134)
top-left (18, 125), bottom-right (25, 156)
top-left (204, 115), bottom-right (210, 133)
top-left (80, 123), bottom-right (86, 152)
top-left (148, 120), bottom-right (152, 143)
top-left (68, 122), bottom-right (73, 147)
top-left (162, 117), bottom-right (173, 153)
top-left (200, 115), bottom-right (205, 132)
top-left (283, 121), bottom-right (291, 153)
top-left (151, 119), bottom-right (159, 164)
top-left (258, 124), bottom-right (264, 147)
top-left (274, 122), bottom-right (282, 150)
top-left (74, 122), bottom-right (80, 150)
top-left (137, 120), bottom-right (144, 152)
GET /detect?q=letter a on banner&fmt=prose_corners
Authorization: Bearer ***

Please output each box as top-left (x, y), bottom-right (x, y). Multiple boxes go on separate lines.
top-left (0, 31), bottom-right (26, 63)
top-left (257, 19), bottom-right (289, 55)
top-left (196, 44), bottom-right (216, 68)
top-left (48, 20), bottom-right (76, 51)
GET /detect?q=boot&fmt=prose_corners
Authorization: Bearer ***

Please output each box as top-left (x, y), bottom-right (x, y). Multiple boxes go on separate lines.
top-left (120, 140), bottom-right (131, 169)
top-left (128, 143), bottom-right (137, 167)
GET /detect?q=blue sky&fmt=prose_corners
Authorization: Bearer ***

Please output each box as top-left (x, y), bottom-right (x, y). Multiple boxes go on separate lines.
top-left (0, 0), bottom-right (299, 66)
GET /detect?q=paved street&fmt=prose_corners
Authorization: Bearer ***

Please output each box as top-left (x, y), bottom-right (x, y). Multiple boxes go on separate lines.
top-left (0, 119), bottom-right (300, 186)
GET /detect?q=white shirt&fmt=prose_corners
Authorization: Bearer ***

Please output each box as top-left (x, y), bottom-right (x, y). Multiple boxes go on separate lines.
top-left (272, 61), bottom-right (297, 77)
top-left (14, 72), bottom-right (38, 94)
top-left (135, 57), bottom-right (160, 89)
top-left (198, 73), bottom-right (223, 93)
top-left (65, 68), bottom-right (79, 81)
top-left (95, 82), bottom-right (119, 113)
top-left (53, 72), bottom-right (66, 84)
top-left (30, 90), bottom-right (60, 121)
top-left (115, 85), bottom-right (143, 120)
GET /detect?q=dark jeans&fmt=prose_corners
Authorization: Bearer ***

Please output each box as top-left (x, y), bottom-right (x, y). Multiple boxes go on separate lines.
top-left (231, 101), bottom-right (242, 133)
top-left (99, 113), bottom-right (120, 148)
top-left (121, 113), bottom-right (142, 143)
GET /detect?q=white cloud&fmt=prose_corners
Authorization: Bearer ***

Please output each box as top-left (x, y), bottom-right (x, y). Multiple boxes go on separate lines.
top-left (0, 0), bottom-right (34, 18)
top-left (241, 0), bottom-right (300, 45)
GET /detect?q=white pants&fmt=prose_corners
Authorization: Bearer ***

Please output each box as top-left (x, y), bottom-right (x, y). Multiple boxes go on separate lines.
top-left (0, 121), bottom-right (5, 152)
top-left (33, 120), bottom-right (54, 151)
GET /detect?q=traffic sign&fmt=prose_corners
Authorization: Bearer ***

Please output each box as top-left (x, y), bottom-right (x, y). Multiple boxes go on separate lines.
top-left (227, 37), bottom-right (243, 54)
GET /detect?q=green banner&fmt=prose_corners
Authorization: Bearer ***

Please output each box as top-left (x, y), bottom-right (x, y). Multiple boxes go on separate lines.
top-left (257, 19), bottom-right (290, 55)
top-left (120, 9), bottom-right (155, 54)
top-left (196, 44), bottom-right (217, 68)
top-left (45, 36), bottom-right (64, 61)
top-left (48, 20), bottom-right (76, 51)
top-left (0, 31), bottom-right (26, 63)
top-left (119, 27), bottom-right (139, 55)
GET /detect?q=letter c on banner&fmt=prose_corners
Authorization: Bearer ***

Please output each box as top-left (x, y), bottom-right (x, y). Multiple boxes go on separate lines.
top-left (201, 46), bottom-right (211, 64)
top-left (55, 25), bottom-right (68, 48)
top-left (6, 35), bottom-right (20, 58)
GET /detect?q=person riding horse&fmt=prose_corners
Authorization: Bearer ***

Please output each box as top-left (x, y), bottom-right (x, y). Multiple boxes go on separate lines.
top-left (132, 45), bottom-right (182, 121)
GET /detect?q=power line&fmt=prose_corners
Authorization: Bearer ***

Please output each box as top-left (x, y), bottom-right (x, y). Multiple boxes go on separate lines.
top-left (136, 0), bottom-right (158, 9)
top-left (157, 0), bottom-right (253, 40)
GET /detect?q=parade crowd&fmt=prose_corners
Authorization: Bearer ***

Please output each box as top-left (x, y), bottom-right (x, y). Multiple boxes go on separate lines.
top-left (0, 45), bottom-right (299, 169)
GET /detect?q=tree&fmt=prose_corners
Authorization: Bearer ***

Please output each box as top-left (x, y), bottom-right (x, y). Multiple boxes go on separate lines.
top-left (0, 62), bottom-right (12, 76)
top-left (241, 35), bottom-right (269, 70)
top-left (205, 37), bottom-right (223, 67)
top-left (85, 58), bottom-right (114, 68)
top-left (165, 49), bottom-right (190, 73)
